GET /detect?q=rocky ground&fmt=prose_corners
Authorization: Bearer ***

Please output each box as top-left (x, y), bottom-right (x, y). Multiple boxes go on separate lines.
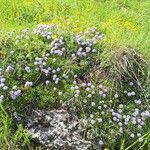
top-left (25, 109), bottom-right (91, 150)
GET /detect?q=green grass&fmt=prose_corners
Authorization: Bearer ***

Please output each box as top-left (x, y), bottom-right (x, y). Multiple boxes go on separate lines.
top-left (0, 0), bottom-right (149, 57)
top-left (0, 104), bottom-right (30, 149)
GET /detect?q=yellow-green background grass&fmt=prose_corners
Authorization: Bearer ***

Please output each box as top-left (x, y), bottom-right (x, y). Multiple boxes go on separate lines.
top-left (0, 0), bottom-right (149, 57)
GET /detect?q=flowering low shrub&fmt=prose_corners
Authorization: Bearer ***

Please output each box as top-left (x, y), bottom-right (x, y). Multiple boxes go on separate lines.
top-left (0, 24), bottom-right (149, 149)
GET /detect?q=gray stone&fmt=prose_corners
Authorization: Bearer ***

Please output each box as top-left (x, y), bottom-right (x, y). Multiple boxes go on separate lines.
top-left (26, 109), bottom-right (91, 150)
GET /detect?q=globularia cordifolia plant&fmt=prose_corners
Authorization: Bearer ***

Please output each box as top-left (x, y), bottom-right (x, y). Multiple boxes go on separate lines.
top-left (0, 24), bottom-right (149, 149)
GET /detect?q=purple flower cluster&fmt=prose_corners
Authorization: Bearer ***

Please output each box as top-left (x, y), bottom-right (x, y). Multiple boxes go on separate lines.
top-left (33, 55), bottom-right (63, 84)
top-left (68, 80), bottom-right (150, 145)
top-left (50, 37), bottom-right (65, 56)
top-left (32, 31), bottom-right (68, 85)
top-left (9, 88), bottom-right (21, 100)
top-left (33, 24), bottom-right (58, 39)
top-left (0, 68), bottom-right (22, 101)
top-left (71, 28), bottom-right (104, 58)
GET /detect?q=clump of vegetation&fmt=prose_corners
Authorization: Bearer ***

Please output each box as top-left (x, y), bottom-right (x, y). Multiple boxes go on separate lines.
top-left (0, 24), bottom-right (149, 149)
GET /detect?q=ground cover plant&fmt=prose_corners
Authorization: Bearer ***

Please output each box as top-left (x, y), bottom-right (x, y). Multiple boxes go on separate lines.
top-left (0, 0), bottom-right (150, 150)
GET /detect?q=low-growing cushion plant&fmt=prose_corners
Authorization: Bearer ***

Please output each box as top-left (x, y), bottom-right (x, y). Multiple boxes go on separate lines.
top-left (0, 24), bottom-right (150, 150)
